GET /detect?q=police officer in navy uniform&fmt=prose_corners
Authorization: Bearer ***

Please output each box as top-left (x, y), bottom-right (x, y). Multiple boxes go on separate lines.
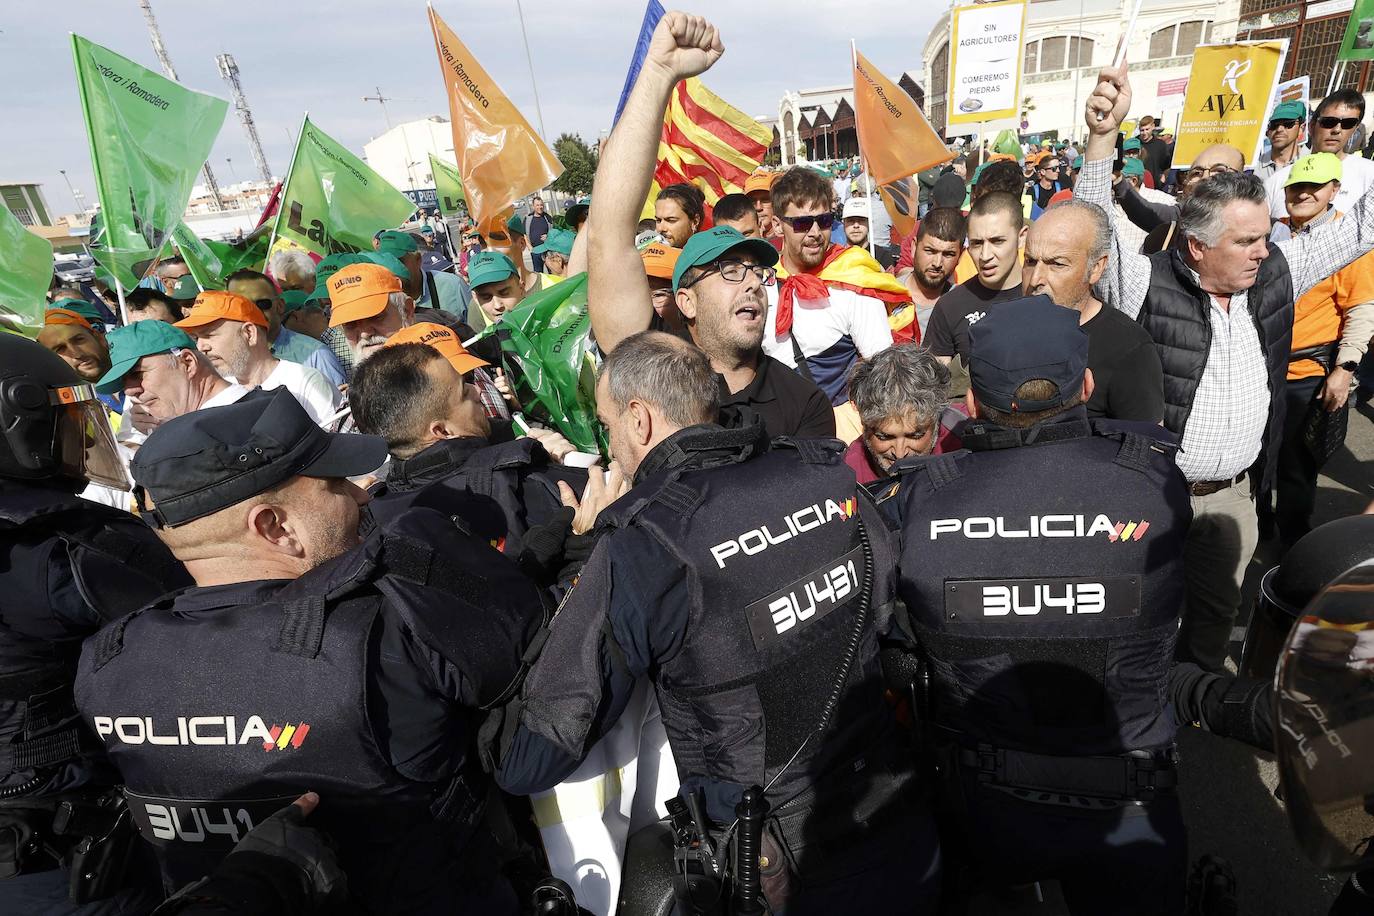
top-left (496, 330), bottom-right (941, 915)
top-left (0, 334), bottom-right (191, 914)
top-left (74, 389), bottom-right (546, 916)
top-left (881, 297), bottom-right (1272, 914)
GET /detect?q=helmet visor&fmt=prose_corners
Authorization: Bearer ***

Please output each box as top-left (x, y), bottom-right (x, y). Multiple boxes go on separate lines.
top-left (51, 383), bottom-right (131, 491)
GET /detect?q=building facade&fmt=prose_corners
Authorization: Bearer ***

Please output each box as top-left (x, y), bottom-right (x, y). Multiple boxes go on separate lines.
top-left (922, 0), bottom-right (1242, 141)
top-left (1239, 0), bottom-right (1374, 94)
top-left (774, 73), bottom-right (926, 165)
top-left (361, 117), bottom-right (457, 193)
top-left (1, 183), bottom-right (53, 227)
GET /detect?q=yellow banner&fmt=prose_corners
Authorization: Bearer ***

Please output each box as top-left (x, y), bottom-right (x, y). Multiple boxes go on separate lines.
top-left (1173, 41), bottom-right (1288, 168)
top-left (428, 6), bottom-right (563, 238)
top-left (947, 0), bottom-right (1028, 127)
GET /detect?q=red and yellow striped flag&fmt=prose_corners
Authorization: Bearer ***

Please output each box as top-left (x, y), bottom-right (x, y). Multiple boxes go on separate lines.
top-left (652, 78), bottom-right (771, 207)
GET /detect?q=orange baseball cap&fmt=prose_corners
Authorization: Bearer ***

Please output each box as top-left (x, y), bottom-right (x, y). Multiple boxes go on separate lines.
top-left (175, 290), bottom-right (268, 329)
top-left (383, 322), bottom-right (489, 375)
top-left (641, 243), bottom-right (681, 281)
top-left (43, 308), bottom-right (94, 331)
top-left (744, 172), bottom-right (775, 196)
top-left (328, 263), bottom-right (403, 328)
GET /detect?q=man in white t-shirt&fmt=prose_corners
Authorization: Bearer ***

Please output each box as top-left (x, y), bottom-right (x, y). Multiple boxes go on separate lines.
top-left (1266, 89), bottom-right (1374, 218)
top-left (96, 319), bottom-right (251, 424)
top-left (174, 290), bottom-right (340, 425)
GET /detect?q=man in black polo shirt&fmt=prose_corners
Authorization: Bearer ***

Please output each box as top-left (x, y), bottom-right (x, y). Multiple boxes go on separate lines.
top-left (581, 11), bottom-right (834, 439)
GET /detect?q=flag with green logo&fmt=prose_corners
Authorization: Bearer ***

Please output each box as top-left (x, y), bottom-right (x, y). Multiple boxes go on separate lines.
top-left (71, 34), bottom-right (228, 290)
top-left (474, 273), bottom-right (605, 455)
top-left (271, 117), bottom-right (416, 258)
top-left (429, 153), bottom-right (467, 218)
top-left (0, 205), bottom-right (53, 337)
top-left (169, 223), bottom-right (222, 291)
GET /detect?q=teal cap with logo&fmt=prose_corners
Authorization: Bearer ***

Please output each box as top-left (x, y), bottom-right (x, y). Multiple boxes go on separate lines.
top-left (95, 320), bottom-right (195, 394)
top-left (1121, 158), bottom-right (1145, 179)
top-left (1122, 137), bottom-right (1142, 152)
top-left (531, 227), bottom-right (575, 256)
top-left (1270, 100), bottom-right (1308, 122)
top-left (49, 298), bottom-right (109, 330)
top-left (672, 226), bottom-right (779, 293)
top-left (467, 252), bottom-right (520, 289)
top-left (376, 230), bottom-right (419, 256)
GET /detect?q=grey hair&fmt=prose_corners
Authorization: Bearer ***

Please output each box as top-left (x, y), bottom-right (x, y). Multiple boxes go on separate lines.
top-left (600, 331), bottom-right (719, 427)
top-left (1044, 199), bottom-right (1111, 264)
top-left (269, 249), bottom-right (317, 287)
top-left (848, 343), bottom-right (950, 430)
top-left (1178, 171), bottom-right (1268, 247)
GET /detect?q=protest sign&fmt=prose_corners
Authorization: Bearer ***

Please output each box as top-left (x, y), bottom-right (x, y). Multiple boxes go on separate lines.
top-left (1173, 41), bottom-right (1288, 168)
top-left (946, 0), bottom-right (1028, 129)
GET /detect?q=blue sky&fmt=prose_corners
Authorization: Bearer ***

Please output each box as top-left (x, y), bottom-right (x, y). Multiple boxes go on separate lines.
top-left (3, 1), bottom-right (943, 213)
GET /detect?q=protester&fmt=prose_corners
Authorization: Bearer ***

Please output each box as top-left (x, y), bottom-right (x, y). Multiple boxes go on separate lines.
top-left (641, 241), bottom-right (685, 335)
top-left (96, 320), bottom-right (250, 420)
top-left (1022, 199), bottom-right (1165, 421)
top-left (1114, 144), bottom-right (1245, 254)
top-left (124, 286), bottom-right (187, 323)
top-left (654, 182), bottom-right (705, 246)
top-left (531, 227), bottom-right (574, 281)
top-left (269, 248), bottom-right (317, 294)
top-left (1256, 100), bottom-right (1307, 184)
top-left (710, 192), bottom-right (760, 237)
top-left (225, 269), bottom-right (347, 388)
top-left (1078, 58), bottom-right (1374, 674)
top-left (156, 255), bottom-right (192, 296)
top-left (841, 196), bottom-right (871, 247)
top-left (1266, 88), bottom-right (1374, 218)
top-left (894, 207), bottom-right (965, 344)
top-left (176, 290), bottom-right (341, 424)
top-left (281, 289), bottom-right (330, 341)
top-left (1026, 153), bottom-right (1066, 219)
top-left (1262, 152), bottom-right (1374, 547)
top-left (37, 307), bottom-right (111, 385)
top-left (377, 229), bottom-right (471, 317)
top-left (844, 342), bottom-right (962, 483)
top-left (1137, 114), bottom-right (1173, 185)
top-left (744, 170), bottom-right (777, 239)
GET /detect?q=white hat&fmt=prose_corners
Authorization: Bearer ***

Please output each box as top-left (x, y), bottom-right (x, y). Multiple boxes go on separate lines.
top-left (842, 197), bottom-right (871, 220)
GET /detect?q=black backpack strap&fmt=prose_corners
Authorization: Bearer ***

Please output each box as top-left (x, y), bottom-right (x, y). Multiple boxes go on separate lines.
top-left (382, 534), bottom-right (490, 607)
top-left (650, 478), bottom-right (704, 520)
top-left (923, 453), bottom-right (966, 491)
top-left (1112, 432), bottom-right (1155, 476)
top-left (90, 610), bottom-right (140, 672)
top-left (771, 436), bottom-right (842, 465)
top-left (789, 334), bottom-right (816, 384)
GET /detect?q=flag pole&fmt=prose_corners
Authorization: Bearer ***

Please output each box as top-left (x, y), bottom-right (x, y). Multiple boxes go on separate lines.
top-left (514, 0), bottom-right (549, 141)
top-left (851, 40), bottom-right (878, 259)
top-left (114, 275), bottom-right (129, 327)
top-left (263, 111), bottom-right (308, 271)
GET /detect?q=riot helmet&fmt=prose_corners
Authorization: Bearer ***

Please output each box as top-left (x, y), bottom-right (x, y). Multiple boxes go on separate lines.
top-left (1275, 515), bottom-right (1374, 872)
top-left (0, 333), bottom-right (129, 489)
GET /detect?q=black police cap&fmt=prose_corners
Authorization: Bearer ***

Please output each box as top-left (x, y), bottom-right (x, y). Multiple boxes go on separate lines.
top-left (131, 388), bottom-right (387, 528)
top-left (968, 295), bottom-right (1088, 413)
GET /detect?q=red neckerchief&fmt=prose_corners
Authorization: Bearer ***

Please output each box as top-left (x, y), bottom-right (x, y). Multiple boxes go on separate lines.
top-left (775, 244), bottom-right (848, 337)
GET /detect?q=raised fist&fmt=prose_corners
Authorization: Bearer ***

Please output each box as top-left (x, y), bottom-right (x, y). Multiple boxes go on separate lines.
top-left (646, 11), bottom-right (724, 82)
top-left (1084, 61), bottom-right (1133, 137)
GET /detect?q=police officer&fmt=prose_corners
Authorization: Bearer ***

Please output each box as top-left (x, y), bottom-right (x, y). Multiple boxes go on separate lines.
top-left (347, 322), bottom-right (604, 585)
top-left (0, 334), bottom-right (191, 914)
top-left (497, 331), bottom-right (941, 914)
top-left (74, 389), bottom-right (546, 916)
top-left (882, 297), bottom-right (1272, 914)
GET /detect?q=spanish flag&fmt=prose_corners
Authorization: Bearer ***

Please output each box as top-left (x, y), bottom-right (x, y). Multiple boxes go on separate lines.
top-left (651, 78), bottom-right (772, 207)
top-left (776, 244), bottom-right (914, 339)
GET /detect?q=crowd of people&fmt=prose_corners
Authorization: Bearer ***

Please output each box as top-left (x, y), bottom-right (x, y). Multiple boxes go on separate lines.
top-left (5, 8), bottom-right (1374, 916)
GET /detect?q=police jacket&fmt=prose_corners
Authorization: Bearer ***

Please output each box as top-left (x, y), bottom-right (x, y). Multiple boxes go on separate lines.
top-left (1142, 248), bottom-right (1293, 491)
top-left (497, 422), bottom-right (911, 826)
top-left (882, 408), bottom-right (1193, 758)
top-left (74, 508), bottom-right (545, 915)
top-left (367, 435), bottom-right (584, 564)
top-left (0, 479), bottom-right (189, 798)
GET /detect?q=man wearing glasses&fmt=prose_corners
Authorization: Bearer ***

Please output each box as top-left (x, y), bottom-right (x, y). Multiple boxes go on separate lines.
top-left (1027, 153), bottom-right (1066, 219)
top-left (1256, 100), bottom-right (1307, 186)
top-left (1266, 89), bottom-right (1374, 218)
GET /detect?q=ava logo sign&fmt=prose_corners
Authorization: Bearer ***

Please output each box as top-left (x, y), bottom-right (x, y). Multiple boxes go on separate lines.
top-left (1222, 58), bottom-right (1251, 94)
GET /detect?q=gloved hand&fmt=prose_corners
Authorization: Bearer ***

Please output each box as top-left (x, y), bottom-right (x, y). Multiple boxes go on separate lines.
top-left (230, 793), bottom-right (346, 907)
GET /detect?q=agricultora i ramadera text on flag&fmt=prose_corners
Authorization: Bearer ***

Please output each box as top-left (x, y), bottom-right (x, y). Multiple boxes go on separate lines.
top-left (0, 204), bottom-right (53, 337)
top-left (653, 77), bottom-right (772, 207)
top-left (270, 116), bottom-right (416, 259)
top-left (852, 46), bottom-right (953, 240)
top-left (1173, 41), bottom-right (1287, 168)
top-left (429, 153), bottom-right (467, 219)
top-left (428, 6), bottom-right (563, 239)
top-left (71, 34), bottom-right (228, 291)
top-left (945, 0), bottom-right (1028, 131)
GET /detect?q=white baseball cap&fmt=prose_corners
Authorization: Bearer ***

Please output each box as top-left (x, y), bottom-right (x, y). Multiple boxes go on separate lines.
top-left (842, 197), bottom-right (871, 220)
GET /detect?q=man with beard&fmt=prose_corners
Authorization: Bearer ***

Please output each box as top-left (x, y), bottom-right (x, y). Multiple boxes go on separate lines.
top-left (175, 291), bottom-right (340, 425)
top-left (1022, 200), bottom-right (1164, 421)
top-left (37, 307), bottom-right (112, 386)
top-left (894, 207), bottom-right (965, 344)
top-left (74, 389), bottom-right (545, 916)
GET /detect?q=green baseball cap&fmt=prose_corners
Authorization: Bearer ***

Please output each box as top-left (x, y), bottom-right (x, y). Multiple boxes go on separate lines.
top-left (1121, 158), bottom-right (1145, 179)
top-left (1270, 100), bottom-right (1307, 123)
top-left (376, 230), bottom-right (419, 256)
top-left (50, 298), bottom-right (107, 329)
top-left (280, 289), bottom-right (313, 314)
top-left (1122, 137), bottom-right (1142, 152)
top-left (365, 251), bottom-right (410, 282)
top-left (506, 213), bottom-right (527, 237)
top-left (1285, 152), bottom-right (1342, 188)
top-left (531, 227), bottom-right (575, 256)
top-left (309, 253), bottom-right (373, 303)
top-left (169, 281), bottom-right (201, 301)
top-left (1072, 156), bottom-right (1084, 170)
top-left (96, 320), bottom-right (195, 394)
top-left (467, 252), bottom-right (519, 289)
top-left (672, 226), bottom-right (779, 293)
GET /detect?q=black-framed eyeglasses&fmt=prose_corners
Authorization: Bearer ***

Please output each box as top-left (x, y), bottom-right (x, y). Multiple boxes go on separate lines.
top-left (778, 212), bottom-right (835, 233)
top-left (680, 259), bottom-right (777, 290)
top-left (1267, 118), bottom-right (1299, 131)
top-left (1317, 116), bottom-right (1360, 130)
top-left (1185, 164), bottom-right (1236, 179)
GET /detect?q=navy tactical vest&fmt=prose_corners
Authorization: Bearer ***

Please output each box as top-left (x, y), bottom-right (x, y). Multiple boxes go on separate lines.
top-left (0, 481), bottom-right (188, 797)
top-left (884, 413), bottom-right (1192, 757)
top-left (75, 517), bottom-right (538, 913)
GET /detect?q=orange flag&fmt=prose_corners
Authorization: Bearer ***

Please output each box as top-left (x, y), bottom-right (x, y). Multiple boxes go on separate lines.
top-left (852, 46), bottom-right (953, 240)
top-left (428, 6), bottom-right (563, 238)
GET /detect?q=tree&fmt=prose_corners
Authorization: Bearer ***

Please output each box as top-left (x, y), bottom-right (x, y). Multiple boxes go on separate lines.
top-left (549, 133), bottom-right (598, 197)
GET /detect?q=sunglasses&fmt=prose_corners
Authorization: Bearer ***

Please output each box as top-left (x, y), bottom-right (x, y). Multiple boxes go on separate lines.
top-left (1267, 119), bottom-right (1299, 131)
top-left (1317, 116), bottom-right (1360, 130)
top-left (778, 212), bottom-right (835, 233)
top-left (252, 297), bottom-right (276, 312)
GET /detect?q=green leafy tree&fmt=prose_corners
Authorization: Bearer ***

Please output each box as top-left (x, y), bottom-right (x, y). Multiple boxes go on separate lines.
top-left (550, 133), bottom-right (598, 197)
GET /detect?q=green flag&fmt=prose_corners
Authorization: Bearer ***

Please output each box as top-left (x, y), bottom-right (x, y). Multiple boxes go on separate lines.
top-left (478, 273), bottom-right (605, 455)
top-left (0, 205), bottom-right (53, 337)
top-left (429, 153), bottom-right (467, 218)
top-left (272, 117), bottom-right (416, 258)
top-left (169, 223), bottom-right (221, 291)
top-left (71, 34), bottom-right (228, 290)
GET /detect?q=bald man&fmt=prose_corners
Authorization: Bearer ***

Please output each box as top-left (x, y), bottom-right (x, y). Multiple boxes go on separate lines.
top-left (1113, 145), bottom-right (1247, 253)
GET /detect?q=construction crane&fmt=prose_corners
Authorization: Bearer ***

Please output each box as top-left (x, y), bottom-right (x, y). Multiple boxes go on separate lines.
top-left (136, 0), bottom-right (224, 211)
top-left (216, 53), bottom-right (272, 183)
